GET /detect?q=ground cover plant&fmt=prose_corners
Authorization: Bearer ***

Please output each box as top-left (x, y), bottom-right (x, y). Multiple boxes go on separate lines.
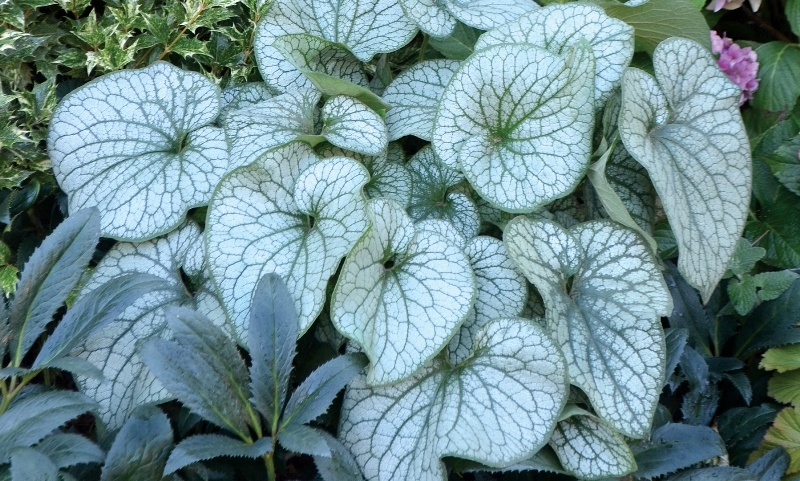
top-left (2, 0), bottom-right (800, 479)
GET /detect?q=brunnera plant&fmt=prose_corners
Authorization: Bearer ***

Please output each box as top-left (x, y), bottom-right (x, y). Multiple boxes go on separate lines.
top-left (44, 0), bottom-right (754, 479)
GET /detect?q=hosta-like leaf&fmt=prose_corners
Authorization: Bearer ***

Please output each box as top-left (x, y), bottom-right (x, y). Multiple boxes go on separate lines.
top-left (320, 96), bottom-right (387, 156)
top-left (475, 3), bottom-right (633, 106)
top-left (340, 318), bottom-right (568, 481)
top-left (331, 198), bottom-right (475, 386)
top-left (433, 42), bottom-right (594, 212)
top-left (447, 236), bottom-right (527, 364)
top-left (505, 218), bottom-right (671, 437)
top-left (164, 435), bottom-right (272, 474)
top-left (271, 34), bottom-right (369, 88)
top-left (549, 414), bottom-right (636, 480)
top-left (253, 0), bottom-right (417, 91)
top-left (383, 59), bottom-right (459, 141)
top-left (222, 89), bottom-right (319, 169)
top-left (48, 62), bottom-right (228, 241)
top-left (34, 433), bottom-right (104, 469)
top-left (73, 222), bottom-right (223, 428)
top-left (208, 144), bottom-right (369, 337)
top-left (9, 448), bottom-right (57, 481)
top-left (398, 0), bottom-right (456, 37)
top-left (318, 144), bottom-right (411, 207)
top-left (407, 146), bottom-right (479, 240)
top-left (100, 406), bottom-right (173, 481)
top-left (442, 0), bottom-right (538, 30)
top-left (619, 38), bottom-right (751, 302)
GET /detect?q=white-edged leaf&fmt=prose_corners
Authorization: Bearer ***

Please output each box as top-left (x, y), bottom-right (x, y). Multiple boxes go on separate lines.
top-left (48, 62), bottom-right (228, 241)
top-left (34, 433), bottom-right (104, 469)
top-left (383, 59), bottom-right (460, 141)
top-left (8, 207), bottom-right (99, 363)
top-left (475, 3), bottom-right (634, 105)
top-left (207, 143), bottom-right (370, 337)
top-left (505, 218), bottom-right (671, 437)
top-left (72, 221), bottom-right (223, 429)
top-left (442, 0), bottom-right (538, 30)
top-left (164, 435), bottom-right (272, 474)
top-left (100, 406), bottom-right (173, 481)
top-left (398, 0), bottom-right (456, 37)
top-left (222, 89), bottom-right (320, 170)
top-left (253, 0), bottom-right (417, 91)
top-left (549, 415), bottom-right (637, 480)
top-left (320, 96), bottom-right (387, 156)
top-left (331, 198), bottom-right (475, 386)
top-left (340, 318), bottom-right (568, 481)
top-left (0, 391), bottom-right (96, 463)
top-left (447, 236), bottom-right (527, 364)
top-left (618, 38), bottom-right (751, 302)
top-left (272, 34), bottom-right (369, 87)
top-left (433, 42), bottom-right (594, 212)
top-left (407, 146), bottom-right (480, 240)
top-left (219, 82), bottom-right (275, 120)
top-left (10, 447), bottom-right (58, 481)
top-left (248, 274), bottom-right (298, 426)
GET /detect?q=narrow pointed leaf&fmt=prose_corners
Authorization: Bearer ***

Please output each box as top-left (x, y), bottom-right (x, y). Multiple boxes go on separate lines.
top-left (48, 62), bottom-right (228, 241)
top-left (442, 0), bottom-right (538, 30)
top-left (100, 406), bottom-right (173, 481)
top-left (331, 198), bottom-right (475, 386)
top-left (630, 423), bottom-right (726, 479)
top-left (34, 433), bottom-right (104, 469)
top-left (9, 207), bottom-right (99, 363)
top-left (549, 415), bottom-right (637, 480)
top-left (321, 96), bottom-right (387, 156)
top-left (383, 59), bottom-right (459, 141)
top-left (207, 143), bottom-right (370, 337)
top-left (10, 448), bottom-right (58, 481)
top-left (433, 42), bottom-right (594, 212)
top-left (277, 424), bottom-right (332, 457)
top-left (619, 38), bottom-right (751, 302)
top-left (505, 218), bottom-right (671, 437)
top-left (340, 318), bottom-right (568, 481)
top-left (248, 273), bottom-right (298, 426)
top-left (164, 435), bottom-right (272, 475)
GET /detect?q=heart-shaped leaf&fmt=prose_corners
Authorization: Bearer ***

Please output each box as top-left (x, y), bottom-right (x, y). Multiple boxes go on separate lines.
top-left (619, 38), bottom-right (751, 302)
top-left (320, 96), bottom-right (388, 156)
top-left (48, 61), bottom-right (228, 241)
top-left (271, 33), bottom-right (369, 88)
top-left (475, 3), bottom-right (634, 106)
top-left (339, 318), bottom-right (568, 481)
top-left (207, 142), bottom-right (370, 338)
top-left (442, 0), bottom-right (538, 30)
top-left (433, 42), bottom-right (594, 212)
top-left (330, 198), bottom-right (475, 386)
top-left (505, 218), bottom-right (672, 437)
top-left (219, 82), bottom-right (275, 120)
top-left (398, 0), bottom-right (457, 37)
top-left (549, 414), bottom-right (637, 479)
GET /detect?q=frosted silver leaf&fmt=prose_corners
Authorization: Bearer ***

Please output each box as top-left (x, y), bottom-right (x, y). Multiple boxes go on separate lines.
top-left (549, 414), bottom-right (637, 479)
top-left (272, 34), bottom-right (369, 87)
top-left (222, 89), bottom-right (320, 170)
top-left (207, 143), bottom-right (370, 338)
top-left (48, 62), bottom-right (227, 241)
top-left (443, 0), bottom-right (538, 30)
top-left (505, 218), bottom-right (672, 437)
top-left (340, 318), bottom-right (568, 481)
top-left (398, 0), bottom-right (456, 37)
top-left (433, 42), bottom-right (594, 212)
top-left (475, 3), bottom-right (634, 105)
top-left (253, 0), bottom-right (417, 92)
top-left (321, 96), bottom-right (388, 156)
top-left (407, 146), bottom-right (480, 240)
top-left (383, 60), bottom-right (460, 141)
top-left (219, 82), bottom-right (275, 120)
top-left (619, 38), bottom-right (751, 302)
top-left (330, 198), bottom-right (475, 386)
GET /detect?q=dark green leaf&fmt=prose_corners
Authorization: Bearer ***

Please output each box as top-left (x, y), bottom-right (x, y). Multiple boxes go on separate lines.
top-left (164, 435), bottom-right (272, 475)
top-left (723, 372), bottom-right (753, 405)
top-left (664, 328), bottom-right (688, 386)
top-left (314, 435), bottom-right (365, 481)
top-left (38, 357), bottom-right (103, 379)
top-left (745, 188), bottom-right (800, 269)
top-left (727, 239), bottom-right (767, 277)
top-left (427, 22), bottom-right (482, 60)
top-left (665, 263), bottom-right (713, 354)
top-left (34, 433), bottom-right (104, 469)
top-left (729, 275), bottom-right (758, 316)
top-left (248, 273), bottom-right (297, 425)
top-left (719, 406), bottom-right (779, 467)
top-left (755, 270), bottom-right (800, 301)
top-left (788, 0), bottom-right (800, 37)
top-left (751, 42), bottom-right (800, 112)
top-left (680, 346), bottom-right (710, 391)
top-left (8, 208), bottom-right (99, 362)
top-left (280, 353), bottom-right (366, 428)
top-left (735, 279), bottom-right (800, 358)
top-left (9, 447), bottom-right (58, 481)
top-left (664, 466), bottom-right (756, 480)
top-left (277, 424), bottom-right (330, 457)
top-left (747, 447), bottom-right (790, 481)
top-left (33, 273), bottom-right (168, 369)
top-left (764, 134), bottom-right (800, 197)
top-left (100, 406), bottom-right (173, 481)
top-left (630, 423), bottom-right (727, 479)
top-left (681, 382), bottom-right (719, 426)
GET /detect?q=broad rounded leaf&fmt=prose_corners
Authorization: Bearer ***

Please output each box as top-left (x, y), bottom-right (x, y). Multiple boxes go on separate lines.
top-left (549, 415), bottom-right (637, 480)
top-left (475, 3), bottom-right (634, 105)
top-left (407, 146), bottom-right (479, 240)
top-left (207, 143), bottom-right (370, 337)
top-left (272, 34), bottom-right (369, 87)
top-left (318, 144), bottom-right (411, 207)
top-left (433, 42), bottom-right (594, 212)
top-left (340, 318), bottom-right (568, 481)
top-left (321, 96), bottom-right (388, 156)
top-left (443, 0), bottom-right (538, 30)
top-left (383, 59), bottom-right (460, 141)
top-left (48, 62), bottom-right (227, 241)
top-left (219, 82), bottom-right (275, 120)
top-left (505, 218), bottom-right (672, 437)
top-left (619, 38), bottom-right (751, 302)
top-left (398, 0), bottom-right (456, 37)
top-left (331, 198), bottom-right (475, 386)
top-left (253, 0), bottom-right (417, 91)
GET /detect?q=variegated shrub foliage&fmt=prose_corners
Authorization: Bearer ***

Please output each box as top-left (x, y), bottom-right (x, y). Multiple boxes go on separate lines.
top-left (45, 0), bottom-right (753, 479)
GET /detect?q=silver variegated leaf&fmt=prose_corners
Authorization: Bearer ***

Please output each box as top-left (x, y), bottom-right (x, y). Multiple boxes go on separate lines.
top-left (443, 0), bottom-right (538, 30)
top-left (320, 96), bottom-right (388, 156)
top-left (398, 0), bottom-right (456, 37)
top-left (272, 33), bottom-right (369, 87)
top-left (549, 414), bottom-right (637, 480)
top-left (219, 82), bottom-right (275, 120)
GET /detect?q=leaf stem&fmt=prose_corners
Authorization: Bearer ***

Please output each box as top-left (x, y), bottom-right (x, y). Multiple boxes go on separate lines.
top-left (0, 372), bottom-right (37, 414)
top-left (264, 452), bottom-right (276, 481)
top-left (741, 5), bottom-right (794, 44)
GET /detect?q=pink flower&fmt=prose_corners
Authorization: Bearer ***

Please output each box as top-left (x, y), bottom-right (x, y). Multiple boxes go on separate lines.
top-left (710, 31), bottom-right (759, 106)
top-left (706, 0), bottom-right (761, 12)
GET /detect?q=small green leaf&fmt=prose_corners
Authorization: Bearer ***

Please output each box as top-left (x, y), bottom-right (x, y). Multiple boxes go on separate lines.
top-left (745, 188), bottom-right (800, 269)
top-left (100, 406), bottom-right (173, 481)
top-left (271, 34), bottom-right (368, 88)
top-left (755, 270), bottom-right (800, 301)
top-left (764, 134), bottom-right (800, 196)
top-left (752, 42), bottom-right (800, 112)
top-left (33, 433), bottom-right (104, 469)
top-left (313, 435), bottom-right (365, 481)
top-left (719, 406), bottom-right (779, 467)
top-left (768, 370), bottom-right (800, 407)
top-left (788, 0), bottom-right (800, 37)
top-left (164, 435), bottom-right (272, 475)
top-left (277, 424), bottom-right (332, 456)
top-left (735, 279), bottom-right (800, 358)
top-left (762, 344), bottom-right (800, 373)
top-left (727, 238), bottom-right (767, 277)
top-left (728, 275), bottom-right (758, 315)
